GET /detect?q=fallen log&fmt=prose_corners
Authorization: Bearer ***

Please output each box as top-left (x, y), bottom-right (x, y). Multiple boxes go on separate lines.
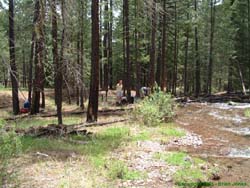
top-left (15, 118), bottom-right (129, 137)
top-left (5, 107), bottom-right (133, 121)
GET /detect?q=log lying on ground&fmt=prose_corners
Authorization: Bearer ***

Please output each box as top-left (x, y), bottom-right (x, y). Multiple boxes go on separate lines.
top-left (175, 93), bottom-right (250, 104)
top-left (15, 118), bottom-right (129, 137)
top-left (5, 107), bottom-right (133, 121)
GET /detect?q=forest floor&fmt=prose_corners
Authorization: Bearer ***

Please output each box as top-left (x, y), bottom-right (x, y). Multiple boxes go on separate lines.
top-left (1, 88), bottom-right (250, 188)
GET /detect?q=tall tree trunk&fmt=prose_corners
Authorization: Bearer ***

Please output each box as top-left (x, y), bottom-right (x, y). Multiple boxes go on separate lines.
top-left (135, 0), bottom-right (141, 97)
top-left (207, 0), bottom-right (216, 95)
top-left (87, 0), bottom-right (99, 122)
top-left (156, 19), bottom-right (162, 86)
top-left (76, 32), bottom-right (80, 106)
top-left (9, 0), bottom-right (20, 115)
top-left (194, 0), bottom-right (200, 97)
top-left (28, 32), bottom-right (35, 103)
top-left (172, 2), bottom-right (177, 95)
top-left (123, 0), bottom-right (131, 99)
top-left (22, 49), bottom-right (26, 88)
top-left (149, 0), bottom-right (156, 89)
top-left (227, 57), bottom-right (233, 93)
top-left (109, 0), bottom-right (113, 89)
top-left (228, 0), bottom-right (235, 93)
top-left (41, 0), bottom-right (46, 109)
top-left (103, 0), bottom-right (109, 97)
top-left (184, 7), bottom-right (189, 96)
top-left (236, 59), bottom-right (247, 95)
top-left (80, 0), bottom-right (85, 109)
top-left (99, 0), bottom-right (103, 89)
top-left (248, 0), bottom-right (250, 90)
top-left (123, 1), bottom-right (126, 94)
top-left (31, 0), bottom-right (45, 114)
top-left (51, 0), bottom-right (62, 124)
top-left (160, 0), bottom-right (167, 91)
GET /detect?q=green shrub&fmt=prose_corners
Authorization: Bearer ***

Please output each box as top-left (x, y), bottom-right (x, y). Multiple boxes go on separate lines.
top-left (108, 160), bottom-right (142, 180)
top-left (0, 119), bottom-right (22, 186)
top-left (244, 109), bottom-right (250, 118)
top-left (134, 91), bottom-right (175, 126)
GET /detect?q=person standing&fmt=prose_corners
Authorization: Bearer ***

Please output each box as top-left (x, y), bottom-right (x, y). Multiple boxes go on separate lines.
top-left (116, 80), bottom-right (123, 103)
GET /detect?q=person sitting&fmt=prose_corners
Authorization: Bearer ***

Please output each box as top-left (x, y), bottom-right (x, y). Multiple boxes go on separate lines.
top-left (20, 100), bottom-right (30, 114)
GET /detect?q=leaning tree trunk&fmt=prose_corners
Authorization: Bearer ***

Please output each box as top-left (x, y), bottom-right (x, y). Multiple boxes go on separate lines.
top-left (8, 0), bottom-right (20, 115)
top-left (51, 0), bottom-right (63, 124)
top-left (87, 0), bottom-right (99, 122)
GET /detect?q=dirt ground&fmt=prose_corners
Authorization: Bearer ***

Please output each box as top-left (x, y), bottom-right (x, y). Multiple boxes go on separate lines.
top-left (175, 103), bottom-right (250, 187)
top-left (2, 89), bottom-right (250, 188)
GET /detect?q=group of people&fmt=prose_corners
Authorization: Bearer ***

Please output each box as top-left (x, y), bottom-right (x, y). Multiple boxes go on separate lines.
top-left (115, 80), bottom-right (150, 105)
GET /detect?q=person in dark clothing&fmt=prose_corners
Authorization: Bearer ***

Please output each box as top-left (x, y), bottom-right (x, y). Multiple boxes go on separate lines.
top-left (20, 100), bottom-right (30, 113)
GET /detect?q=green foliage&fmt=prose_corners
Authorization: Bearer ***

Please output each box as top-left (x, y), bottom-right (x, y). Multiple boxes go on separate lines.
top-left (174, 168), bottom-right (206, 185)
top-left (21, 127), bottom-right (130, 173)
top-left (244, 109), bottom-right (250, 118)
top-left (132, 131), bottom-right (151, 141)
top-left (134, 92), bottom-right (175, 126)
top-left (155, 152), bottom-right (192, 167)
top-left (160, 126), bottom-right (186, 138)
top-left (107, 160), bottom-right (143, 180)
top-left (155, 152), bottom-right (208, 186)
top-left (15, 116), bottom-right (83, 129)
top-left (0, 119), bottom-right (22, 186)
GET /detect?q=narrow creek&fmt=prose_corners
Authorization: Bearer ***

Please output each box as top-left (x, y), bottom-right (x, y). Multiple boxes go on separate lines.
top-left (174, 102), bottom-right (250, 183)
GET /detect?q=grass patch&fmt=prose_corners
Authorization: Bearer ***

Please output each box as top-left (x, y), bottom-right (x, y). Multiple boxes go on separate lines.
top-left (21, 127), bottom-right (130, 166)
top-left (160, 126), bottom-right (186, 138)
top-left (155, 152), bottom-right (191, 167)
top-left (13, 116), bottom-right (83, 129)
top-left (174, 167), bottom-right (207, 184)
top-left (244, 109), bottom-right (250, 118)
top-left (132, 131), bottom-right (151, 141)
top-left (155, 152), bottom-right (209, 185)
top-left (107, 160), bottom-right (143, 180)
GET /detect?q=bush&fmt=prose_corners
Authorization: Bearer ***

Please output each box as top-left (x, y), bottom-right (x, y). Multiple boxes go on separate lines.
top-left (134, 91), bottom-right (175, 126)
top-left (0, 119), bottom-right (22, 186)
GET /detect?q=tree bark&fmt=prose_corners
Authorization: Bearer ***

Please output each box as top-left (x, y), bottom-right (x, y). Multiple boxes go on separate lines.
top-left (172, 2), bottom-right (178, 95)
top-left (134, 0), bottom-right (141, 97)
top-left (109, 0), bottom-right (113, 89)
top-left (184, 6), bottom-right (189, 96)
top-left (160, 0), bottom-right (167, 91)
top-left (9, 0), bottom-right (20, 115)
top-left (103, 0), bottom-right (109, 97)
top-left (80, 0), bottom-right (85, 109)
top-left (194, 0), bottom-right (200, 97)
top-left (87, 0), bottom-right (99, 122)
top-left (207, 0), bottom-right (216, 95)
top-left (123, 0), bottom-right (131, 99)
top-left (22, 49), bottom-right (26, 88)
top-left (51, 0), bottom-right (62, 124)
top-left (149, 0), bottom-right (157, 89)
top-left (31, 0), bottom-right (45, 115)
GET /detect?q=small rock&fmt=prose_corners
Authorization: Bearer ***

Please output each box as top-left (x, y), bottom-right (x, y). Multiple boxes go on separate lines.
top-left (211, 173), bottom-right (220, 181)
